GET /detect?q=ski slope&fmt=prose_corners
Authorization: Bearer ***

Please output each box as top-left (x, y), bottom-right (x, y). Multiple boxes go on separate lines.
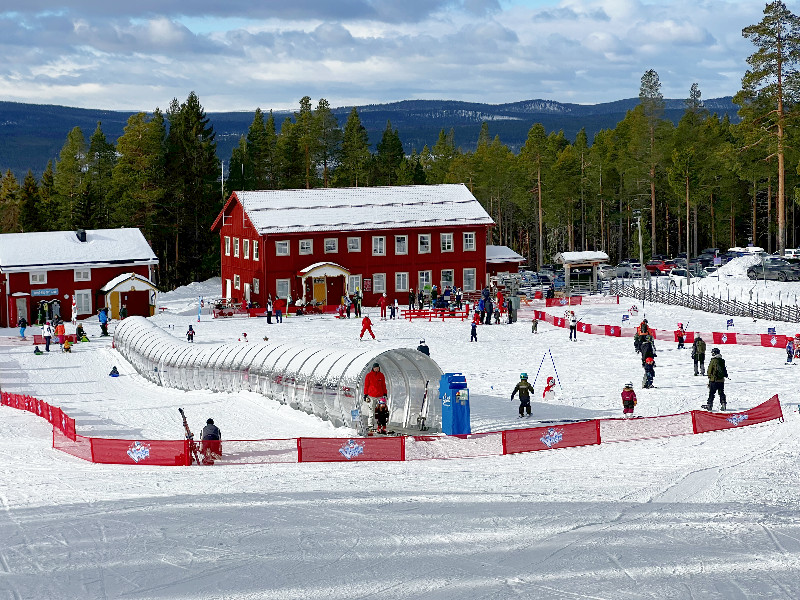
top-left (1, 272), bottom-right (800, 599)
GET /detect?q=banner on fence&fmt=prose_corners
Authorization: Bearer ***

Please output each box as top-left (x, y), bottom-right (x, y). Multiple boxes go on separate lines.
top-left (760, 334), bottom-right (788, 349)
top-left (692, 395), bottom-right (782, 434)
top-left (712, 332), bottom-right (737, 345)
top-left (502, 420), bottom-right (600, 454)
top-left (89, 438), bottom-right (190, 466)
top-left (298, 436), bottom-right (405, 462)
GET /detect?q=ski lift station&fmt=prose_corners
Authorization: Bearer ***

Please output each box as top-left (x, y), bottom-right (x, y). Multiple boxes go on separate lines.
top-left (114, 317), bottom-right (444, 434)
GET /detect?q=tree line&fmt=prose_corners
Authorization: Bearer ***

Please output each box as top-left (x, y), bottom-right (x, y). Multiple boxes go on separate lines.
top-left (1, 1), bottom-right (797, 287)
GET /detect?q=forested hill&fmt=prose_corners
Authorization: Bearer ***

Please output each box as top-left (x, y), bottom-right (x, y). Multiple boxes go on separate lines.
top-left (0, 96), bottom-right (738, 178)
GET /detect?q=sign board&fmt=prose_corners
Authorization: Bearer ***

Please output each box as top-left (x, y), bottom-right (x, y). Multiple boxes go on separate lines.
top-left (363, 278), bottom-right (372, 292)
top-left (31, 288), bottom-right (58, 297)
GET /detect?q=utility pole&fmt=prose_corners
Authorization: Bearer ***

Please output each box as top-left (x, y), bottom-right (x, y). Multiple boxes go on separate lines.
top-left (634, 209), bottom-right (645, 305)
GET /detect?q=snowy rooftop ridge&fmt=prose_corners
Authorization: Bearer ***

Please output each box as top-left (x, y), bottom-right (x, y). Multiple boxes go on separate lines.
top-left (486, 245), bottom-right (525, 263)
top-left (0, 228), bottom-right (158, 272)
top-left (235, 184), bottom-right (495, 234)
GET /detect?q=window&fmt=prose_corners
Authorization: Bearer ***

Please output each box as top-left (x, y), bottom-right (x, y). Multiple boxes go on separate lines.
top-left (276, 279), bottom-right (290, 299)
top-left (253, 240), bottom-right (259, 261)
top-left (29, 272), bottom-right (47, 284)
top-left (224, 236), bottom-right (231, 256)
top-left (418, 234), bottom-right (431, 254)
top-left (463, 232), bottom-right (476, 251)
top-left (441, 233), bottom-right (454, 252)
top-left (463, 268), bottom-right (477, 292)
top-left (372, 236), bottom-right (386, 256)
top-left (348, 274), bottom-right (362, 294)
top-left (233, 238), bottom-right (240, 258)
top-left (324, 238), bottom-right (338, 253)
top-left (348, 237), bottom-right (361, 252)
top-left (418, 270), bottom-right (432, 292)
top-left (395, 272), bottom-right (409, 292)
top-left (234, 274), bottom-right (241, 290)
top-left (74, 269), bottom-right (91, 282)
top-left (253, 278), bottom-right (260, 294)
top-left (276, 241), bottom-right (290, 256)
top-left (395, 235), bottom-right (408, 255)
top-left (373, 273), bottom-right (386, 293)
top-left (441, 269), bottom-right (454, 288)
top-left (243, 239), bottom-right (250, 260)
top-left (75, 290), bottom-right (91, 314)
top-left (300, 239), bottom-right (313, 255)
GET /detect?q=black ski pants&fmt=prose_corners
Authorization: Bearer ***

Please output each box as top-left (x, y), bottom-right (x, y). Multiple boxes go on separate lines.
top-left (519, 399), bottom-right (531, 416)
top-left (694, 354), bottom-right (705, 375)
top-left (708, 381), bottom-right (726, 407)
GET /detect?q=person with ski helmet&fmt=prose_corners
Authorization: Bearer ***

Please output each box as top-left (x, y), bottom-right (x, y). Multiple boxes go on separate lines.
top-left (201, 418), bottom-right (222, 464)
top-left (374, 397), bottom-right (390, 434)
top-left (363, 363), bottom-right (388, 432)
top-left (692, 334), bottom-right (706, 376)
top-left (511, 373), bottom-right (533, 418)
top-left (186, 325), bottom-right (195, 342)
top-left (621, 382), bottom-right (637, 418)
top-left (643, 356), bottom-right (656, 388)
top-left (703, 348), bottom-right (728, 411)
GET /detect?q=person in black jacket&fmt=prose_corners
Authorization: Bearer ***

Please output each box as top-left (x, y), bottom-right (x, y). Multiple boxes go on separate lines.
top-left (511, 373), bottom-right (533, 417)
top-left (201, 418), bottom-right (222, 464)
top-left (417, 339), bottom-right (430, 356)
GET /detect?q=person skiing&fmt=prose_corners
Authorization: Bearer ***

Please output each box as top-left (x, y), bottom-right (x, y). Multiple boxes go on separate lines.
top-left (676, 323), bottom-right (686, 349)
top-left (186, 325), bottom-right (195, 342)
top-left (374, 397), bottom-right (390, 434)
top-left (703, 347), bottom-right (728, 411)
top-left (17, 315), bottom-right (28, 340)
top-left (417, 339), bottom-right (430, 356)
top-left (643, 356), bottom-right (656, 388)
top-left (511, 373), bottom-right (533, 418)
top-left (42, 321), bottom-right (54, 352)
top-left (363, 363), bottom-right (388, 433)
top-left (470, 320), bottom-right (478, 342)
top-left (621, 382), bottom-right (637, 418)
top-left (359, 314), bottom-right (375, 340)
top-left (640, 334), bottom-right (656, 366)
top-left (568, 311), bottom-right (578, 341)
top-left (379, 293), bottom-right (388, 320)
top-left (692, 334), bottom-right (707, 376)
top-left (786, 339), bottom-right (795, 365)
top-left (200, 418), bottom-right (222, 464)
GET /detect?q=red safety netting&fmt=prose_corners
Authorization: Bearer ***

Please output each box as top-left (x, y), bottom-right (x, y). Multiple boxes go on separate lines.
top-left (298, 436), bottom-right (405, 462)
top-left (546, 297), bottom-right (583, 307)
top-left (2, 392), bottom-right (75, 440)
top-left (91, 437), bottom-right (191, 466)
top-left (502, 420), bottom-right (601, 454)
top-left (53, 429), bottom-right (93, 462)
top-left (692, 395), bottom-right (783, 434)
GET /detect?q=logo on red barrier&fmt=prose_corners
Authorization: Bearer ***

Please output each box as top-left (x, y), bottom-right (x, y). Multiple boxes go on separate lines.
top-left (721, 334), bottom-right (728, 343)
top-left (338, 439), bottom-right (365, 460)
top-left (771, 336), bottom-right (778, 346)
top-left (726, 414), bottom-right (749, 426)
top-left (540, 427), bottom-right (564, 448)
top-left (127, 441), bottom-right (151, 463)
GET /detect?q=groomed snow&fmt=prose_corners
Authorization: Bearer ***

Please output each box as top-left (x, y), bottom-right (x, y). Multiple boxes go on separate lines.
top-left (2, 271), bottom-right (800, 599)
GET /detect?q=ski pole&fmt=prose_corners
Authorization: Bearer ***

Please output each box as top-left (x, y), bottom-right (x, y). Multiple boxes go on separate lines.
top-left (549, 349), bottom-right (563, 390)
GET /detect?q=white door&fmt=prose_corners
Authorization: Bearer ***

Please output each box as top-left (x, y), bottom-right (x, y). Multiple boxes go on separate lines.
top-left (225, 279), bottom-right (232, 299)
top-left (15, 297), bottom-right (27, 323)
top-left (244, 283), bottom-right (251, 304)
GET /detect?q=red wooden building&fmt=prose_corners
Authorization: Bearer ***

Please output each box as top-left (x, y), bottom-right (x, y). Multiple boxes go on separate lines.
top-left (211, 184), bottom-right (494, 308)
top-left (0, 228), bottom-right (158, 326)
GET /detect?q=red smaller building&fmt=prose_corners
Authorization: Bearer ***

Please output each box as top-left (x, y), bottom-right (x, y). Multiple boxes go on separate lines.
top-left (0, 228), bottom-right (158, 326)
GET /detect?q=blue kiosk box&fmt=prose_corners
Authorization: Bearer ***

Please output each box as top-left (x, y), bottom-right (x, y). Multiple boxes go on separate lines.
top-left (440, 373), bottom-right (470, 435)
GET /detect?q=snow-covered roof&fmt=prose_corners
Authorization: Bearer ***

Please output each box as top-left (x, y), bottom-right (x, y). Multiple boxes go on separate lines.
top-left (297, 262), bottom-right (351, 278)
top-left (0, 228), bottom-right (158, 272)
top-left (486, 245), bottom-right (525, 263)
top-left (231, 184), bottom-right (494, 234)
top-left (99, 272), bottom-right (158, 293)
top-left (553, 251), bottom-right (609, 265)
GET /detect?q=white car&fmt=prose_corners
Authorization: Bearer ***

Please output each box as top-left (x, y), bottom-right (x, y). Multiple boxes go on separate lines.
top-left (668, 268), bottom-right (705, 287)
top-left (597, 264), bottom-right (617, 280)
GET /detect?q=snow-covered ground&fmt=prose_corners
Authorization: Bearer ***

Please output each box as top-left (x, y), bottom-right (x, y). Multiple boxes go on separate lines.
top-left (1, 267), bottom-right (800, 599)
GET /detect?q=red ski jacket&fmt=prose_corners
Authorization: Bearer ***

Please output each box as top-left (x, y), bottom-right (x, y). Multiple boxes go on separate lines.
top-left (364, 370), bottom-right (388, 398)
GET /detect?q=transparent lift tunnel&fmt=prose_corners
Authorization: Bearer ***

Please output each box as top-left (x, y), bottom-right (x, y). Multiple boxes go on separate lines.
top-left (114, 317), bottom-right (443, 435)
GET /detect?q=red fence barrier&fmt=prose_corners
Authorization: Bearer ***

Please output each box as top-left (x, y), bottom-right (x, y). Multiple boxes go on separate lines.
top-left (2, 391), bottom-right (75, 440)
top-left (692, 394), bottom-right (783, 434)
top-left (503, 420), bottom-right (600, 454)
top-left (298, 436), bottom-right (405, 462)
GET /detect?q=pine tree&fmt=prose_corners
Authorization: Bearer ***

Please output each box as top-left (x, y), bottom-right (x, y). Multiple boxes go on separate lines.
top-left (19, 170), bottom-right (40, 232)
top-left (275, 117), bottom-right (304, 189)
top-left (246, 108), bottom-right (267, 190)
top-left (53, 126), bottom-right (88, 230)
top-left (639, 69), bottom-right (665, 256)
top-left (295, 96), bottom-right (320, 188)
top-left (87, 122), bottom-right (116, 228)
top-left (520, 123), bottom-right (551, 269)
top-left (38, 161), bottom-right (55, 229)
top-left (0, 170), bottom-right (21, 233)
top-left (336, 107), bottom-right (370, 187)
top-left (375, 121), bottom-right (404, 186)
top-left (315, 98), bottom-right (342, 187)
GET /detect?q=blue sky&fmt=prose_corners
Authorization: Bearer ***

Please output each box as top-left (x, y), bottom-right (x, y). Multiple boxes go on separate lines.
top-left (0, 1), bottom-right (788, 112)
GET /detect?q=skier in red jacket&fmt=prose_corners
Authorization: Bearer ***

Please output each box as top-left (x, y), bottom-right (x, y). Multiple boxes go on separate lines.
top-left (363, 363), bottom-right (388, 432)
top-left (360, 314), bottom-right (375, 340)
top-left (378, 293), bottom-right (388, 320)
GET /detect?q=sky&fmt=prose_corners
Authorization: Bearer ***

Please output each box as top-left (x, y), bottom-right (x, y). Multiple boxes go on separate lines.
top-left (0, 0), bottom-right (790, 112)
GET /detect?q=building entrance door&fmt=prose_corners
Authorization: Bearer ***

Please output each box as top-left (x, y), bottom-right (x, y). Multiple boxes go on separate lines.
top-left (15, 297), bottom-right (27, 323)
top-left (313, 277), bottom-right (326, 304)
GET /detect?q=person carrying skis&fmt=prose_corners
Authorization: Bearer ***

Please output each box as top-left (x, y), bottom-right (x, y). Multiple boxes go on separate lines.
top-left (621, 382), bottom-right (637, 418)
top-left (689, 334), bottom-right (706, 376)
top-left (186, 325), bottom-right (195, 342)
top-left (363, 363), bottom-right (388, 432)
top-left (374, 398), bottom-right (390, 434)
top-left (17, 315), bottom-right (28, 340)
top-left (703, 347), bottom-right (728, 411)
top-left (786, 338), bottom-right (794, 364)
top-left (643, 357), bottom-right (656, 388)
top-left (511, 373), bottom-right (533, 418)
top-left (200, 418), bottom-right (222, 464)
top-left (568, 311), bottom-right (578, 341)
top-left (676, 323), bottom-right (686, 349)
top-left (360, 313), bottom-right (375, 340)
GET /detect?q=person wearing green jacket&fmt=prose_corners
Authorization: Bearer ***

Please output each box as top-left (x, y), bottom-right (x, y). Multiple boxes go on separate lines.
top-left (703, 347), bottom-right (728, 411)
top-left (511, 373), bottom-right (534, 418)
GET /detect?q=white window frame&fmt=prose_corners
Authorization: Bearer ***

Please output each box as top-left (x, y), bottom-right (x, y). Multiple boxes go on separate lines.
top-left (74, 268), bottom-right (91, 282)
top-left (395, 235), bottom-right (408, 255)
top-left (324, 238), bottom-right (338, 254)
top-left (233, 237), bottom-right (240, 258)
top-left (243, 239), bottom-right (250, 260)
top-left (372, 236), bottom-right (386, 256)
top-left (234, 274), bottom-right (241, 290)
top-left (395, 272), bottom-right (409, 292)
top-left (441, 233), bottom-right (454, 253)
top-left (373, 273), bottom-right (386, 293)
top-left (463, 232), bottom-right (476, 251)
top-left (75, 289), bottom-right (91, 314)
top-left (276, 279), bottom-right (290, 299)
top-left (348, 274), bottom-right (362, 294)
top-left (253, 240), bottom-right (259, 261)
top-left (299, 239), bottom-right (313, 255)
top-left (463, 268), bottom-right (477, 292)
top-left (29, 272), bottom-right (47, 284)
top-left (418, 270), bottom-right (432, 292)
top-left (275, 240), bottom-right (290, 256)
top-left (253, 278), bottom-right (260, 295)
top-left (441, 269), bottom-right (455, 288)
top-left (224, 236), bottom-right (231, 256)
top-left (418, 234), bottom-right (431, 254)
top-left (348, 237), bottom-right (361, 252)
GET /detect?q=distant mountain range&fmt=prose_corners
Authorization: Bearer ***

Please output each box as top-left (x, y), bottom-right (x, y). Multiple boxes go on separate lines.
top-left (0, 97), bottom-right (739, 179)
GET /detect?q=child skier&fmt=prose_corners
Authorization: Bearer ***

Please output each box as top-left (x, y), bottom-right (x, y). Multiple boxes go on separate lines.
top-left (374, 397), bottom-right (390, 434)
top-left (470, 320), bottom-right (478, 342)
top-left (359, 314), bottom-right (375, 340)
top-left (621, 382), bottom-right (637, 418)
top-left (511, 373), bottom-right (533, 418)
top-left (676, 323), bottom-right (686, 349)
top-left (532, 317), bottom-right (538, 334)
top-left (186, 325), bottom-right (195, 342)
top-left (787, 338), bottom-right (794, 365)
top-left (643, 356), bottom-right (656, 388)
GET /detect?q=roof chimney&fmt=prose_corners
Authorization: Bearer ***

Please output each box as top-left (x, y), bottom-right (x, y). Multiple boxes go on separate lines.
top-left (76, 229), bottom-right (87, 242)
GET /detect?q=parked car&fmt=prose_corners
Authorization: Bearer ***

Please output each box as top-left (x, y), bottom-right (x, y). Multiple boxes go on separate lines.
top-left (703, 266), bottom-right (720, 277)
top-left (597, 263), bottom-right (617, 280)
top-left (747, 258), bottom-right (800, 281)
top-left (616, 262), bottom-right (635, 278)
top-left (645, 259), bottom-right (675, 276)
top-left (784, 249), bottom-right (800, 259)
top-left (668, 268), bottom-right (705, 287)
